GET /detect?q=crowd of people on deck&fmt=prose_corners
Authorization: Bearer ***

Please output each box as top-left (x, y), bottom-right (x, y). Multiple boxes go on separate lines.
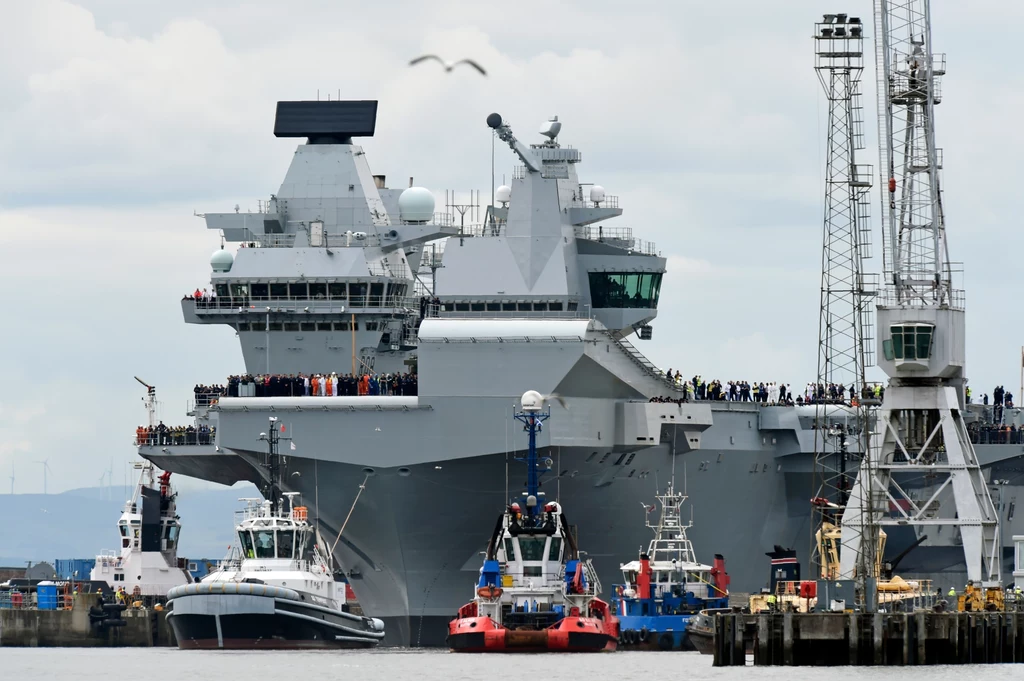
top-left (223, 372), bottom-right (418, 397)
top-left (649, 372), bottom-right (886, 407)
top-left (135, 423), bottom-right (216, 446)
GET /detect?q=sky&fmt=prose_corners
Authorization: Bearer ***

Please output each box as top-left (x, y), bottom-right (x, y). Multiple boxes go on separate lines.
top-left (0, 0), bottom-right (1021, 494)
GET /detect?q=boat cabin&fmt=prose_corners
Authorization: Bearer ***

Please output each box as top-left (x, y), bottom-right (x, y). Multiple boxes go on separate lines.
top-left (236, 497), bottom-right (314, 563)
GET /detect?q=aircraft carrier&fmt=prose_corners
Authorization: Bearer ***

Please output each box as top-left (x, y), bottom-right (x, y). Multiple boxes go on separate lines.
top-left (140, 99), bottom-right (1024, 646)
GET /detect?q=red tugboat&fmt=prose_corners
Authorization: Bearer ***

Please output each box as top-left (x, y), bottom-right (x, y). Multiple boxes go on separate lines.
top-left (447, 391), bottom-right (619, 653)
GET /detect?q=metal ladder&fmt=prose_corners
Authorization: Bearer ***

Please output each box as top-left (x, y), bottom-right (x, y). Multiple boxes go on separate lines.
top-left (609, 333), bottom-right (684, 393)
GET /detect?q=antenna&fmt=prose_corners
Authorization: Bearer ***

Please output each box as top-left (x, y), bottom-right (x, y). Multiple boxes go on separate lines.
top-left (445, 190), bottom-right (481, 235)
top-left (257, 416), bottom-right (291, 510)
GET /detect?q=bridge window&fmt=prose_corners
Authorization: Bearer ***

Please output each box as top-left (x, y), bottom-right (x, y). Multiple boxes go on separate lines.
top-left (548, 537), bottom-right (562, 561)
top-left (268, 322), bottom-right (283, 331)
top-left (230, 283), bottom-right (249, 297)
top-left (239, 531), bottom-right (255, 558)
top-left (285, 322), bottom-right (300, 332)
top-left (270, 283), bottom-right (288, 299)
top-left (471, 302), bottom-right (485, 312)
top-left (486, 303), bottom-right (501, 312)
top-left (329, 283), bottom-right (347, 299)
top-left (588, 272), bottom-right (662, 309)
top-left (277, 530), bottom-right (295, 559)
top-left (251, 283), bottom-right (268, 299)
top-left (254, 530), bottom-right (275, 558)
top-left (215, 284), bottom-right (229, 297)
top-left (317, 322), bottom-right (333, 331)
top-left (549, 302), bottom-right (563, 311)
top-left (350, 283), bottom-right (367, 307)
top-left (503, 538), bottom-right (516, 561)
top-left (883, 324), bottom-right (934, 361)
top-left (301, 322), bottom-right (316, 332)
top-left (369, 283), bottom-right (384, 304)
top-left (518, 537), bottom-right (547, 561)
top-left (290, 283), bottom-right (308, 299)
top-left (309, 283), bottom-right (327, 299)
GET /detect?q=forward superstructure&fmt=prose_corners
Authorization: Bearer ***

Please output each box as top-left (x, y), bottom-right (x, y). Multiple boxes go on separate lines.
top-left (140, 96), bottom-right (1024, 646)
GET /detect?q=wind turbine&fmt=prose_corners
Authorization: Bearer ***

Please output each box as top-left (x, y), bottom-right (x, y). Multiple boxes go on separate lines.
top-left (35, 459), bottom-right (51, 495)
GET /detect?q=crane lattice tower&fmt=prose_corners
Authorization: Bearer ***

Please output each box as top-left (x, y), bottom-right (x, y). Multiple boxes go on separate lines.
top-left (839, 0), bottom-right (1001, 587)
top-left (809, 12), bottom-right (880, 604)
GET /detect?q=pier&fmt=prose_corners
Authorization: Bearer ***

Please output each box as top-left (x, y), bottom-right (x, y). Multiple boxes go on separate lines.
top-left (713, 611), bottom-right (1024, 666)
top-left (0, 593), bottom-right (175, 647)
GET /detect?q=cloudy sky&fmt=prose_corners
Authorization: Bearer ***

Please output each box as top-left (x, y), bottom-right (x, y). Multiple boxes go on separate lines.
top-left (1, 0), bottom-right (1020, 494)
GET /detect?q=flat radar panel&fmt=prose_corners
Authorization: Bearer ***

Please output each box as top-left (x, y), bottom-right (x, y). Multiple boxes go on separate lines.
top-left (273, 100), bottom-right (378, 139)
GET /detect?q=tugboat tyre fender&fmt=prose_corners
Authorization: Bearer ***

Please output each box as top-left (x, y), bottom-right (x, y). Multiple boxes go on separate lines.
top-left (625, 629), bottom-right (636, 645)
top-left (658, 632), bottom-right (674, 650)
top-left (639, 627), bottom-right (649, 643)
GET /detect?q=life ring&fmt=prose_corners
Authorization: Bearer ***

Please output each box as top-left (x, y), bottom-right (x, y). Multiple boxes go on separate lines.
top-left (476, 585), bottom-right (503, 599)
top-left (658, 632), bottom-right (675, 651)
top-left (639, 627), bottom-right (649, 643)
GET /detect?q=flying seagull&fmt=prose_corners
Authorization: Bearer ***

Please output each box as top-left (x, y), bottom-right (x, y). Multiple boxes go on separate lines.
top-left (409, 55), bottom-right (487, 76)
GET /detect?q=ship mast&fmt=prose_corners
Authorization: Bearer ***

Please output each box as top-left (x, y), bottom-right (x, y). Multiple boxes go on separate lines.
top-left (809, 11), bottom-right (878, 610)
top-left (840, 0), bottom-right (1001, 588)
top-left (513, 391), bottom-right (552, 526)
top-left (258, 416), bottom-right (290, 511)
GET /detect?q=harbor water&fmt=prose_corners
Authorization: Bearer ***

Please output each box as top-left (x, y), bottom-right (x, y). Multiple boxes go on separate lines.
top-left (4, 648), bottom-right (1024, 679)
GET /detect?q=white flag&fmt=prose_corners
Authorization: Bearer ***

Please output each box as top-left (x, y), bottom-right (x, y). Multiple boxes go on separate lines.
top-left (290, 441), bottom-right (296, 451)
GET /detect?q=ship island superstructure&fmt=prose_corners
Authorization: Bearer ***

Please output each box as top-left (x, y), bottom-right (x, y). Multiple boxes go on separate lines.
top-left (141, 99), bottom-right (1024, 646)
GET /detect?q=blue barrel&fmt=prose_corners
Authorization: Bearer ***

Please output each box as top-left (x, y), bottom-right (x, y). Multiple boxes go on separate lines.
top-left (37, 582), bottom-right (58, 610)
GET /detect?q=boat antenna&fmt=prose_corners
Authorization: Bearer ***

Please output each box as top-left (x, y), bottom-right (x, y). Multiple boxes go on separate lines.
top-left (258, 416), bottom-right (289, 510)
top-left (512, 390), bottom-right (551, 525)
top-left (329, 473), bottom-right (370, 556)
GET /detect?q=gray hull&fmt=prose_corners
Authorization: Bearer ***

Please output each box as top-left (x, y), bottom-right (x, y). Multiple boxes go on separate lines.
top-left (145, 402), bottom-right (1024, 647)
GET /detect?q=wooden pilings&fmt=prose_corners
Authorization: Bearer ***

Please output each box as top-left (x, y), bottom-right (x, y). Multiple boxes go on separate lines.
top-left (713, 611), bottom-right (1024, 666)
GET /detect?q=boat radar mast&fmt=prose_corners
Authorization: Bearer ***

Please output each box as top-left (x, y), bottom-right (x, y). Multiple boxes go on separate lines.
top-left (257, 416), bottom-right (291, 510)
top-left (513, 390), bottom-right (554, 526)
top-left (839, 0), bottom-right (1000, 589)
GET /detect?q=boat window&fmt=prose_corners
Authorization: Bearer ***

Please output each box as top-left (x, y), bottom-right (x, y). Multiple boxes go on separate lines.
top-left (215, 284), bottom-right (229, 297)
top-left (230, 283), bottom-right (249, 297)
top-left (369, 283), bottom-right (384, 304)
top-left (285, 322), bottom-right (300, 332)
top-left (268, 322), bottom-right (283, 331)
top-left (301, 322), bottom-right (316, 332)
top-left (270, 283), bottom-right (288, 299)
top-left (549, 302), bottom-right (563, 311)
top-left (471, 302), bottom-right (485, 312)
top-left (548, 537), bottom-right (562, 561)
top-left (277, 530), bottom-right (295, 559)
top-left (502, 302), bottom-right (516, 312)
top-left (486, 303), bottom-right (501, 312)
top-left (239, 531), bottom-right (255, 558)
top-left (290, 283), bottom-right (308, 299)
top-left (166, 525), bottom-right (179, 548)
top-left (503, 538), bottom-right (516, 561)
top-left (534, 302), bottom-right (548, 312)
top-left (588, 272), bottom-right (663, 309)
top-left (524, 566), bottom-right (543, 577)
top-left (518, 537), bottom-right (547, 561)
top-left (317, 322), bottom-right (333, 331)
top-left (236, 323), bottom-right (250, 332)
top-left (254, 530), bottom-right (275, 558)
top-left (670, 571), bottom-right (683, 583)
top-left (350, 283), bottom-right (367, 307)
top-left (309, 283), bottom-right (327, 299)
top-left (119, 523), bottom-right (128, 538)
top-left (250, 283), bottom-right (269, 299)
top-left (328, 282), bottom-right (347, 299)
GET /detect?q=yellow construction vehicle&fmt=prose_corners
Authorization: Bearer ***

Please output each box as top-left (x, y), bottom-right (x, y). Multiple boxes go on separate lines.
top-left (957, 581), bottom-right (1004, 612)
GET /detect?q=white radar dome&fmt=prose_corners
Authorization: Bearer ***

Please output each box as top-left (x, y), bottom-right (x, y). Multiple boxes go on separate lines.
top-left (210, 249), bottom-right (234, 272)
top-left (399, 186), bottom-right (435, 223)
top-left (495, 185), bottom-right (512, 204)
top-left (521, 390), bottom-right (544, 412)
top-left (589, 185), bottom-right (606, 204)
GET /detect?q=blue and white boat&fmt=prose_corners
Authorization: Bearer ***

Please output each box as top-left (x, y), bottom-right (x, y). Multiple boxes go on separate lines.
top-left (611, 483), bottom-right (730, 650)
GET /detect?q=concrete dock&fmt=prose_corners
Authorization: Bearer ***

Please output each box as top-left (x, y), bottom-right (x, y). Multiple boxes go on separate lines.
top-left (713, 611), bottom-right (1024, 665)
top-left (0, 593), bottom-right (175, 647)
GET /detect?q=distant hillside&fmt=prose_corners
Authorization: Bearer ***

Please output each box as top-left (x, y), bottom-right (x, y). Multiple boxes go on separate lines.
top-left (0, 482), bottom-right (261, 565)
